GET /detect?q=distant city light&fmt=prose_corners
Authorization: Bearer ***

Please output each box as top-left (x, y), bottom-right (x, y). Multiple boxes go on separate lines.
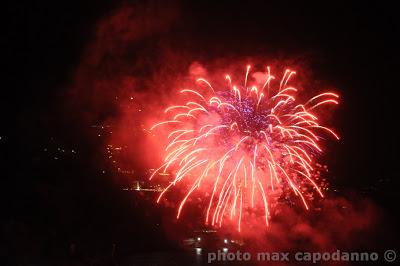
top-left (195, 248), bottom-right (202, 255)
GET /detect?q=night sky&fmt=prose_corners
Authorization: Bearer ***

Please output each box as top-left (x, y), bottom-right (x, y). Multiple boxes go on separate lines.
top-left (4, 1), bottom-right (400, 265)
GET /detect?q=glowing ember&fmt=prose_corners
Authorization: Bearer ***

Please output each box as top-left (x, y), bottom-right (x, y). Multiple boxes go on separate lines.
top-left (150, 66), bottom-right (339, 231)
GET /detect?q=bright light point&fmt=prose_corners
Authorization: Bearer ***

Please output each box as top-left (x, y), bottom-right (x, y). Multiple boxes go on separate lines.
top-left (223, 248), bottom-right (228, 252)
top-left (197, 237), bottom-right (201, 241)
top-left (195, 248), bottom-right (202, 255)
top-left (224, 239), bottom-right (228, 244)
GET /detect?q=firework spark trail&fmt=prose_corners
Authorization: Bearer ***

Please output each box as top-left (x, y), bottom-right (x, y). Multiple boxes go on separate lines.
top-left (150, 66), bottom-right (339, 231)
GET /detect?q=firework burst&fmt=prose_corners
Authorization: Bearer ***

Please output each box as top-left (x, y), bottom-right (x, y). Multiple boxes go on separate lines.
top-left (150, 65), bottom-right (339, 231)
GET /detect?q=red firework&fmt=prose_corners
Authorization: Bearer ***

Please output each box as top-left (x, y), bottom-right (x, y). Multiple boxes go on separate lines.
top-left (150, 65), bottom-right (339, 231)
